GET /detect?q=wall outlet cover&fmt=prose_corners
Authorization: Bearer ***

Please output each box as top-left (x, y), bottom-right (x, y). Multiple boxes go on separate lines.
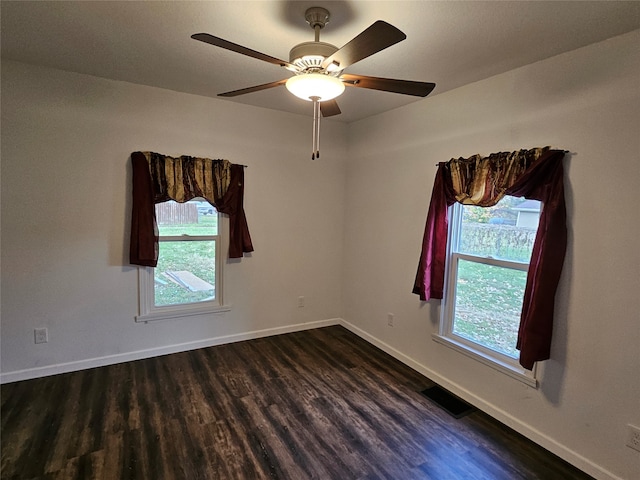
top-left (34, 328), bottom-right (48, 344)
top-left (627, 424), bottom-right (640, 452)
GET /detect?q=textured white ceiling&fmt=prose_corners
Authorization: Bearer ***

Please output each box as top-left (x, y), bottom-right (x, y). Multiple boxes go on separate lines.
top-left (2, 1), bottom-right (639, 123)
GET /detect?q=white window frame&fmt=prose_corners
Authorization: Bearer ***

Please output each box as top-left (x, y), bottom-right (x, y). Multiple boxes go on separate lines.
top-left (432, 201), bottom-right (538, 387)
top-left (135, 208), bottom-right (230, 323)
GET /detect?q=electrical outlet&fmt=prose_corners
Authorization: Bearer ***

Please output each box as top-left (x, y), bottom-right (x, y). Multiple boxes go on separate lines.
top-left (297, 296), bottom-right (305, 308)
top-left (627, 424), bottom-right (640, 452)
top-left (34, 328), bottom-right (48, 344)
top-left (387, 313), bottom-right (394, 326)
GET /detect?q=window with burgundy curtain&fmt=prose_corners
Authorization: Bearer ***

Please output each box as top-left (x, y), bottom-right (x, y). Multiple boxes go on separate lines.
top-left (413, 147), bottom-right (567, 370)
top-left (129, 151), bottom-right (253, 268)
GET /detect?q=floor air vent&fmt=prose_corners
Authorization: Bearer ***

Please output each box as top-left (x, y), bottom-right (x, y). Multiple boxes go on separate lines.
top-left (421, 385), bottom-right (476, 419)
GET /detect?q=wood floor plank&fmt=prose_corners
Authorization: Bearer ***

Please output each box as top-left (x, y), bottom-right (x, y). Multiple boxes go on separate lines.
top-left (1, 326), bottom-right (594, 479)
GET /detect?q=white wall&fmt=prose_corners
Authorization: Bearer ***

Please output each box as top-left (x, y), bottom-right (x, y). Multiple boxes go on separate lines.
top-left (0, 60), bottom-right (347, 379)
top-left (2, 30), bottom-right (639, 480)
top-left (343, 30), bottom-right (640, 480)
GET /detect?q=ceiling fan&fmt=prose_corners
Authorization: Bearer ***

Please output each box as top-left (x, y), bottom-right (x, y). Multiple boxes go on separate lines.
top-left (192, 7), bottom-right (436, 159)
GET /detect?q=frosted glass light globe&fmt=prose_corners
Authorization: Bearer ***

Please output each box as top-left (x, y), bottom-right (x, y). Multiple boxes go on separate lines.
top-left (285, 73), bottom-right (345, 101)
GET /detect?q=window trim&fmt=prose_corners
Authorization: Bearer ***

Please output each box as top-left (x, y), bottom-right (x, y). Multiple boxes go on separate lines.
top-left (135, 209), bottom-right (230, 323)
top-left (433, 201), bottom-right (538, 387)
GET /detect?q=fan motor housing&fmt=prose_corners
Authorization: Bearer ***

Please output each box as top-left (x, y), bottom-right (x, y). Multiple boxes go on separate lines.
top-left (289, 41), bottom-right (339, 71)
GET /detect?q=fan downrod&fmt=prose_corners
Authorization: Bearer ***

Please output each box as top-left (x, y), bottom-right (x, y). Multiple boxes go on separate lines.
top-left (289, 7), bottom-right (338, 71)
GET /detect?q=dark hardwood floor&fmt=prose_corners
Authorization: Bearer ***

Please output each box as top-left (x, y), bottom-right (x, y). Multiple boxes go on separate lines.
top-left (2, 326), bottom-right (593, 479)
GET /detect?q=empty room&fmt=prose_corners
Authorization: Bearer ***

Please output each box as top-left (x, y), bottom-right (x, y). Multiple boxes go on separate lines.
top-left (1, 1), bottom-right (639, 479)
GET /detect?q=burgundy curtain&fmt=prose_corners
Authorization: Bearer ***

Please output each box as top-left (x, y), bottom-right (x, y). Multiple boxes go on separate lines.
top-left (130, 151), bottom-right (253, 267)
top-left (413, 148), bottom-right (566, 369)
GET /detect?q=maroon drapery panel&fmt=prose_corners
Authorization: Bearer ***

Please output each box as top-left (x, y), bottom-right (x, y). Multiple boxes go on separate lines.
top-left (130, 151), bottom-right (253, 267)
top-left (412, 149), bottom-right (566, 369)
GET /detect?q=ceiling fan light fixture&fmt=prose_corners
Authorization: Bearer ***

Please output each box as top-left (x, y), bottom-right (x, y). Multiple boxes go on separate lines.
top-left (193, 6), bottom-right (434, 160)
top-left (285, 73), bottom-right (345, 102)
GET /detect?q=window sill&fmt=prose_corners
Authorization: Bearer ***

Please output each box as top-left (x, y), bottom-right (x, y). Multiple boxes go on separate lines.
top-left (432, 334), bottom-right (537, 388)
top-left (135, 303), bottom-right (231, 323)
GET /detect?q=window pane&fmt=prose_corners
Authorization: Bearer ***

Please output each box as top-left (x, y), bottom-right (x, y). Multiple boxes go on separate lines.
top-left (155, 199), bottom-right (218, 236)
top-left (154, 240), bottom-right (216, 306)
top-left (458, 197), bottom-right (540, 262)
top-left (453, 259), bottom-right (527, 358)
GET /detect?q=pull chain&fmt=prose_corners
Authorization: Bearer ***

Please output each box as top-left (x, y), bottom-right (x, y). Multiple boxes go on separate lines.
top-left (311, 96), bottom-right (320, 160)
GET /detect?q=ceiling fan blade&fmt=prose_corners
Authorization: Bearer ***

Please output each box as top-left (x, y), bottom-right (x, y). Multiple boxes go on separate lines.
top-left (321, 21), bottom-right (406, 71)
top-left (320, 100), bottom-right (341, 117)
top-left (192, 33), bottom-right (297, 71)
top-left (341, 74), bottom-right (436, 97)
top-left (218, 79), bottom-right (288, 97)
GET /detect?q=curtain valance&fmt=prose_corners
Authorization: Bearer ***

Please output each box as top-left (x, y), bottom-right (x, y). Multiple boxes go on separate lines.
top-left (413, 147), bottom-right (567, 369)
top-left (130, 151), bottom-right (253, 267)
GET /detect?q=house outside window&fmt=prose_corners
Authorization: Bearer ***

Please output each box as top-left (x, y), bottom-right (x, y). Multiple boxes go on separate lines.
top-left (434, 195), bottom-right (540, 385)
top-left (136, 198), bottom-right (230, 322)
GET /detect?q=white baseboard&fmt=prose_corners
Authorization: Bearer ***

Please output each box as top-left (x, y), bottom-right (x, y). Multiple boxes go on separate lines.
top-left (337, 319), bottom-right (622, 480)
top-left (0, 318), bottom-right (341, 385)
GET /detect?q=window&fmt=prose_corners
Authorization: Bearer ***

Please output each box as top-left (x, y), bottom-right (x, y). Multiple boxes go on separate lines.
top-left (435, 195), bottom-right (540, 385)
top-left (136, 198), bottom-right (229, 322)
